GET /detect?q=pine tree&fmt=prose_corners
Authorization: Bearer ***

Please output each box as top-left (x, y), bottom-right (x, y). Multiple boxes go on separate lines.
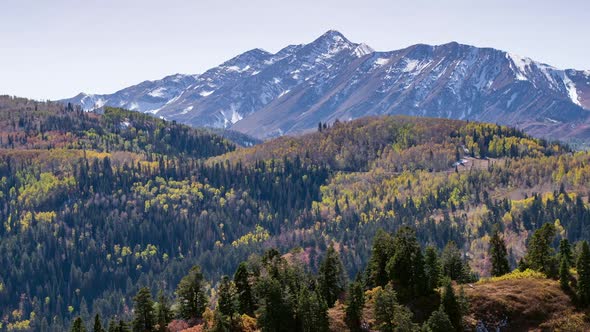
top-left (525, 223), bottom-right (557, 277)
top-left (118, 320), bottom-right (130, 332)
top-left (441, 241), bottom-right (469, 283)
top-left (217, 275), bottom-right (238, 317)
top-left (424, 246), bottom-right (442, 293)
top-left (155, 290), bottom-right (172, 332)
top-left (441, 282), bottom-right (462, 332)
top-left (489, 231), bottom-right (510, 277)
top-left (176, 266), bottom-right (208, 320)
top-left (559, 239), bottom-right (573, 267)
top-left (256, 277), bottom-right (295, 332)
top-left (345, 278), bottom-right (365, 332)
top-left (93, 314), bottom-right (105, 332)
top-left (234, 262), bottom-right (255, 315)
top-left (368, 229), bottom-right (394, 287)
top-left (71, 317), bottom-right (86, 332)
top-left (318, 243), bottom-right (346, 307)
top-left (132, 287), bottom-right (155, 332)
top-left (559, 257), bottom-right (571, 290)
top-left (423, 306), bottom-right (454, 332)
top-left (107, 319), bottom-right (117, 332)
top-left (577, 241), bottom-right (590, 306)
top-left (373, 284), bottom-right (416, 332)
top-left (386, 226), bottom-right (426, 298)
top-left (297, 287), bottom-right (329, 332)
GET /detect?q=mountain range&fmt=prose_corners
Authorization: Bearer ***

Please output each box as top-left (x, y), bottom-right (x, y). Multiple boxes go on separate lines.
top-left (63, 30), bottom-right (590, 141)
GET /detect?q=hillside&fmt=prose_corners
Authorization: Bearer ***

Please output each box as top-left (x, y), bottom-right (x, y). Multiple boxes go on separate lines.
top-left (62, 30), bottom-right (590, 143)
top-left (3, 96), bottom-right (590, 330)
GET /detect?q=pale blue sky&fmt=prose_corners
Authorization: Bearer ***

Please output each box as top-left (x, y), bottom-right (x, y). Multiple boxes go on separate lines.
top-left (1, 0), bottom-right (588, 100)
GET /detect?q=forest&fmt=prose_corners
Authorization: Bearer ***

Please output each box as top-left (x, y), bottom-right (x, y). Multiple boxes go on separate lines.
top-left (1, 95), bottom-right (590, 331)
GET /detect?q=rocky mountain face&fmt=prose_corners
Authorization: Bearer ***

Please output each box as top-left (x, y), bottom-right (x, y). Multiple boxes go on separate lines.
top-left (63, 30), bottom-right (590, 141)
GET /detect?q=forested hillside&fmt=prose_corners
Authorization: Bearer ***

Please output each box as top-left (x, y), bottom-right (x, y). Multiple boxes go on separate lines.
top-left (3, 96), bottom-right (590, 331)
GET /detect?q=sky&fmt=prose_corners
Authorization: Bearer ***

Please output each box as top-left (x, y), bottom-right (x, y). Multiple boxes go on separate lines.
top-left (1, 0), bottom-right (589, 100)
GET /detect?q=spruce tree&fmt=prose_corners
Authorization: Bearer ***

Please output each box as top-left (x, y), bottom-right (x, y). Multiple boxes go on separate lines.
top-left (297, 287), bottom-right (329, 332)
top-left (577, 241), bottom-right (590, 306)
top-left (368, 229), bottom-right (394, 287)
top-left (217, 275), bottom-right (238, 317)
top-left (425, 246), bottom-right (442, 293)
top-left (373, 284), bottom-right (416, 332)
top-left (525, 223), bottom-right (557, 277)
top-left (345, 278), bottom-right (365, 332)
top-left (107, 319), bottom-right (117, 332)
top-left (93, 314), bottom-right (105, 332)
top-left (176, 266), bottom-right (208, 320)
top-left (423, 306), bottom-right (454, 332)
top-left (441, 241), bottom-right (469, 283)
top-left (71, 317), bottom-right (86, 332)
top-left (489, 231), bottom-right (510, 277)
top-left (234, 262), bottom-right (255, 315)
top-left (155, 290), bottom-right (172, 332)
top-left (132, 287), bottom-right (155, 332)
top-left (441, 282), bottom-right (462, 332)
top-left (386, 226), bottom-right (426, 299)
top-left (318, 243), bottom-right (346, 307)
top-left (559, 239), bottom-right (573, 267)
top-left (559, 257), bottom-right (571, 291)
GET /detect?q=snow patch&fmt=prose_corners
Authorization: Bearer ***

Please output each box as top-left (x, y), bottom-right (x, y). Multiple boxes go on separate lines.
top-left (374, 58), bottom-right (390, 66)
top-left (562, 74), bottom-right (581, 106)
top-left (507, 53), bottom-right (531, 81)
top-left (180, 106), bottom-right (193, 115)
top-left (148, 87), bottom-right (167, 98)
top-left (278, 90), bottom-right (290, 98)
top-left (354, 43), bottom-right (374, 57)
top-left (200, 90), bottom-right (215, 97)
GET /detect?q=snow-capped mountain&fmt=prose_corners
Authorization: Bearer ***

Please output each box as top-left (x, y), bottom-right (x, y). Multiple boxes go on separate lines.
top-left (63, 30), bottom-right (590, 141)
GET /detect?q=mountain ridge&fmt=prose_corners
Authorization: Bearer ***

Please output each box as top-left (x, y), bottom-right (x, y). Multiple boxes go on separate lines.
top-left (62, 30), bottom-right (590, 142)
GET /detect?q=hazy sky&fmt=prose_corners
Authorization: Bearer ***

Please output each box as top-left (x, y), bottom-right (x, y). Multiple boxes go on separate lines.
top-left (1, 0), bottom-right (589, 100)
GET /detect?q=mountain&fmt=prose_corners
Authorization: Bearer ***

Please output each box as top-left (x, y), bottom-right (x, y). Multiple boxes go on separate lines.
top-left (63, 30), bottom-right (590, 142)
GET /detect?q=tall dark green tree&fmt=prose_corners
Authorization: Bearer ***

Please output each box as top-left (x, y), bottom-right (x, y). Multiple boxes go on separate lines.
top-left (559, 257), bottom-right (571, 291)
top-left (489, 231), bottom-right (510, 277)
top-left (373, 284), bottom-right (416, 332)
top-left (559, 239), bottom-right (573, 267)
top-left (297, 287), bottom-right (329, 332)
top-left (441, 241), bottom-right (469, 283)
top-left (577, 241), bottom-right (590, 306)
top-left (345, 278), bottom-right (365, 332)
top-left (234, 262), bottom-right (256, 316)
top-left (176, 266), bottom-right (208, 320)
top-left (425, 246), bottom-right (442, 293)
top-left (423, 306), bottom-right (454, 332)
top-left (217, 275), bottom-right (238, 317)
top-left (525, 223), bottom-right (557, 277)
top-left (368, 229), bottom-right (394, 287)
top-left (441, 282), bottom-right (462, 332)
top-left (256, 277), bottom-right (295, 332)
top-left (93, 314), bottom-right (105, 332)
top-left (386, 226), bottom-right (426, 298)
top-left (318, 243), bottom-right (346, 307)
top-left (71, 317), bottom-right (86, 332)
top-left (155, 290), bottom-right (172, 332)
top-left (132, 287), bottom-right (155, 332)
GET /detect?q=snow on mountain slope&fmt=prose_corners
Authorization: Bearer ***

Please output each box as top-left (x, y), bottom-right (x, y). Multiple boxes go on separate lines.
top-left (62, 30), bottom-right (590, 142)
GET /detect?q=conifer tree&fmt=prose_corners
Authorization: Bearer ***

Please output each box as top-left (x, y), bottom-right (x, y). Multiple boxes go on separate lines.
top-left (441, 241), bottom-right (469, 283)
top-left (525, 223), bottom-right (557, 277)
top-left (71, 317), bottom-right (86, 332)
top-left (217, 275), bottom-right (238, 317)
top-left (425, 246), bottom-right (442, 293)
top-left (559, 257), bottom-right (571, 291)
top-left (387, 226), bottom-right (426, 298)
top-left (441, 282), bottom-right (462, 332)
top-left (489, 231), bottom-right (510, 277)
top-left (423, 306), bottom-right (454, 332)
top-left (345, 277), bottom-right (365, 332)
top-left (577, 241), bottom-right (590, 306)
top-left (234, 262), bottom-right (255, 315)
top-left (373, 284), bottom-right (416, 332)
top-left (559, 239), bottom-right (573, 267)
top-left (132, 287), bottom-right (155, 332)
top-left (176, 266), bottom-right (208, 320)
top-left (368, 229), bottom-right (394, 287)
top-left (318, 243), bottom-right (346, 307)
top-left (108, 319), bottom-right (117, 332)
top-left (93, 314), bottom-right (105, 332)
top-left (297, 287), bottom-right (329, 332)
top-left (155, 290), bottom-right (172, 332)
